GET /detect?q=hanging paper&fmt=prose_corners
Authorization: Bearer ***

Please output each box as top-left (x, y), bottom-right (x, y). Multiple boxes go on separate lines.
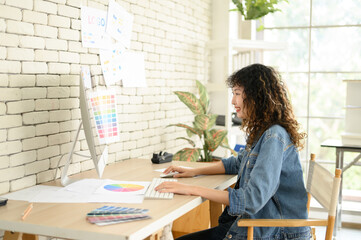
top-left (99, 44), bottom-right (125, 86)
top-left (121, 51), bottom-right (147, 88)
top-left (81, 66), bottom-right (92, 89)
top-left (89, 90), bottom-right (120, 144)
top-left (106, 0), bottom-right (134, 49)
top-left (81, 6), bottom-right (112, 49)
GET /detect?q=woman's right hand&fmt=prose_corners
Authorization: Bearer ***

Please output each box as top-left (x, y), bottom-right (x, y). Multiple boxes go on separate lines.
top-left (163, 166), bottom-right (197, 178)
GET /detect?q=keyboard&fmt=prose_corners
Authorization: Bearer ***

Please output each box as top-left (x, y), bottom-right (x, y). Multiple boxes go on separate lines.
top-left (144, 178), bottom-right (177, 200)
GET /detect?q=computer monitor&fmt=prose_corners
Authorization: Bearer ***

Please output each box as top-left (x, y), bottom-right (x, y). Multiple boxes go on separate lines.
top-left (61, 68), bottom-right (109, 186)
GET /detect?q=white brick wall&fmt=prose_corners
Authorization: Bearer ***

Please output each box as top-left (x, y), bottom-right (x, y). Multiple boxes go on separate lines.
top-left (0, 0), bottom-right (211, 197)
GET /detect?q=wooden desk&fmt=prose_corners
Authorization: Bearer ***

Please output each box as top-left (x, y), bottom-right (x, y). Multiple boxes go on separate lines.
top-left (0, 159), bottom-right (236, 240)
top-left (321, 139), bottom-right (361, 237)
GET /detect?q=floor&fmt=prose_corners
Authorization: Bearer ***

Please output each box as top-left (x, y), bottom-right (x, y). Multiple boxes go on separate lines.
top-left (315, 226), bottom-right (361, 240)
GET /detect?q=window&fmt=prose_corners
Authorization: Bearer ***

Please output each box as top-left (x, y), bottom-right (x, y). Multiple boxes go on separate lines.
top-left (262, 0), bottom-right (361, 191)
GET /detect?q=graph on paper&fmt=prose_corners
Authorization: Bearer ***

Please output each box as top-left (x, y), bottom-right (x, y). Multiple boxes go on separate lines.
top-left (104, 183), bottom-right (145, 193)
top-left (89, 90), bottom-right (119, 144)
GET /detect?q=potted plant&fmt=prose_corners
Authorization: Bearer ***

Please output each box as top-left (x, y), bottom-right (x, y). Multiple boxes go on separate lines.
top-left (231, 0), bottom-right (288, 20)
top-left (168, 80), bottom-right (236, 162)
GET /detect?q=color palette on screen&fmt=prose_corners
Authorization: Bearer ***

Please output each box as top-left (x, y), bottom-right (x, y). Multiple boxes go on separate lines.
top-left (104, 184), bottom-right (145, 193)
top-left (89, 90), bottom-right (120, 144)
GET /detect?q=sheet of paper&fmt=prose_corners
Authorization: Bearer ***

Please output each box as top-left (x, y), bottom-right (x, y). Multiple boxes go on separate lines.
top-left (81, 66), bottom-right (92, 89)
top-left (33, 188), bottom-right (89, 203)
top-left (106, 0), bottom-right (133, 49)
top-left (64, 178), bottom-right (105, 194)
top-left (94, 180), bottom-right (150, 195)
top-left (1, 185), bottom-right (62, 202)
top-left (2, 180), bottom-right (145, 204)
top-left (121, 51), bottom-right (147, 88)
top-left (81, 6), bottom-right (112, 49)
top-left (99, 44), bottom-right (125, 86)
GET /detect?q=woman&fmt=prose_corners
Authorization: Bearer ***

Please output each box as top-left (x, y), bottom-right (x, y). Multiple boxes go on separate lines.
top-left (156, 63), bottom-right (311, 240)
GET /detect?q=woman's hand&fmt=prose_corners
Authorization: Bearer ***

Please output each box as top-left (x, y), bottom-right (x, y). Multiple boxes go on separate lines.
top-left (155, 181), bottom-right (193, 195)
top-left (163, 166), bottom-right (197, 178)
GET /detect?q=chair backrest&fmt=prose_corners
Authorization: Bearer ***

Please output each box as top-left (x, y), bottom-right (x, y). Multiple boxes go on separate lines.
top-left (306, 153), bottom-right (342, 239)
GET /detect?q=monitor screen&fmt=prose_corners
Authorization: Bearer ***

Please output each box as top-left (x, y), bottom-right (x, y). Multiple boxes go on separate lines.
top-left (61, 67), bottom-right (113, 186)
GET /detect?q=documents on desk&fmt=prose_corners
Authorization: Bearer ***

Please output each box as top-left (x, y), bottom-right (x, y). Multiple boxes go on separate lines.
top-left (1, 178), bottom-right (153, 204)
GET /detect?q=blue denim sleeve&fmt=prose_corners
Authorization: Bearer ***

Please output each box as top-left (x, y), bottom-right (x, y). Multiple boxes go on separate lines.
top-left (227, 135), bottom-right (285, 216)
top-left (221, 149), bottom-right (244, 174)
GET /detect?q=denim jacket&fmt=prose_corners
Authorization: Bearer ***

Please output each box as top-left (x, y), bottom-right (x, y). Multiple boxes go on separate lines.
top-left (221, 125), bottom-right (311, 240)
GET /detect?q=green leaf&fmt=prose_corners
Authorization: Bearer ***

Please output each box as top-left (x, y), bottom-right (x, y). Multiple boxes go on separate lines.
top-left (176, 148), bottom-right (201, 162)
top-left (172, 152), bottom-right (181, 161)
top-left (196, 80), bottom-right (209, 114)
top-left (176, 137), bottom-right (196, 147)
top-left (194, 114), bottom-right (218, 131)
top-left (205, 129), bottom-right (227, 152)
top-left (174, 91), bottom-right (204, 115)
top-left (231, 0), bottom-right (288, 20)
top-left (232, 0), bottom-right (244, 16)
top-left (219, 134), bottom-right (237, 156)
top-left (167, 123), bottom-right (202, 137)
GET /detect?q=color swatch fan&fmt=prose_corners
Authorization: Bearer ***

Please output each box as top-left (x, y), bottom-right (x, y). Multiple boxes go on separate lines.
top-left (89, 90), bottom-right (120, 144)
top-left (86, 206), bottom-right (150, 226)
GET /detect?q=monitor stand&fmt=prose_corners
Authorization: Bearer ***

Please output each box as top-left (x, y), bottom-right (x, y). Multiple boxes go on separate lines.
top-left (61, 121), bottom-right (108, 186)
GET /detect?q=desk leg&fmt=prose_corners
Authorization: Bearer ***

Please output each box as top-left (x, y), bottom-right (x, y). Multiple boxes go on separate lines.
top-left (209, 201), bottom-right (223, 228)
top-left (145, 228), bottom-right (163, 240)
top-left (333, 149), bottom-right (344, 238)
top-left (4, 231), bottom-right (38, 240)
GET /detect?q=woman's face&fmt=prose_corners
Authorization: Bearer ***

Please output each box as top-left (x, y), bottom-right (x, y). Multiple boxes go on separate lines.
top-left (231, 86), bottom-right (247, 119)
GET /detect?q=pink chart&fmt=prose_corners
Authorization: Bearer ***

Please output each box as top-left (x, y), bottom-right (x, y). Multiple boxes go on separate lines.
top-left (104, 183), bottom-right (144, 193)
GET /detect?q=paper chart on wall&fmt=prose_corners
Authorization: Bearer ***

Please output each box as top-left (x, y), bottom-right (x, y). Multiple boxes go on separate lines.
top-left (94, 180), bottom-right (150, 195)
top-left (121, 51), bottom-right (147, 88)
top-left (81, 6), bottom-right (112, 49)
top-left (99, 44), bottom-right (125, 86)
top-left (81, 66), bottom-right (92, 89)
top-left (89, 89), bottom-right (120, 144)
top-left (106, 0), bottom-right (134, 49)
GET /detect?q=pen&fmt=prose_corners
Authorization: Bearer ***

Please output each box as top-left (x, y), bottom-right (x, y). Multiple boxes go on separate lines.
top-left (21, 203), bottom-right (33, 220)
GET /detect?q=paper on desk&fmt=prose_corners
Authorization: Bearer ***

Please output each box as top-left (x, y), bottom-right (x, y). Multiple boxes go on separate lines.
top-left (1, 185), bottom-right (61, 202)
top-left (2, 180), bottom-right (145, 204)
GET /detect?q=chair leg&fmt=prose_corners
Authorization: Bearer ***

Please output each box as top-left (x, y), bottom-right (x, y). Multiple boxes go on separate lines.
top-left (311, 227), bottom-right (316, 240)
top-left (247, 227), bottom-right (254, 240)
top-left (325, 216), bottom-right (335, 240)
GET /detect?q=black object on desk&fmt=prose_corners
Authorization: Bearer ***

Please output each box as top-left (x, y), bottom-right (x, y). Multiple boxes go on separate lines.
top-left (0, 197), bottom-right (8, 206)
top-left (151, 152), bottom-right (173, 164)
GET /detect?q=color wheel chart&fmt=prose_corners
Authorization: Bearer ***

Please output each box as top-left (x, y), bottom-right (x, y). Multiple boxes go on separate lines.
top-left (89, 90), bottom-right (120, 144)
top-left (104, 183), bottom-right (145, 193)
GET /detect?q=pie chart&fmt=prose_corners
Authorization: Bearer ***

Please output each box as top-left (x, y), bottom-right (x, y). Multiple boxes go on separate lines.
top-left (104, 183), bottom-right (144, 192)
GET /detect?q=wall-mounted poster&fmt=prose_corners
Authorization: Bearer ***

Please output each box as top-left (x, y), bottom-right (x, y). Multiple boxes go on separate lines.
top-left (99, 44), bottom-right (125, 86)
top-left (81, 66), bottom-right (92, 89)
top-left (121, 51), bottom-right (147, 88)
top-left (81, 6), bottom-right (112, 49)
top-left (106, 0), bottom-right (134, 49)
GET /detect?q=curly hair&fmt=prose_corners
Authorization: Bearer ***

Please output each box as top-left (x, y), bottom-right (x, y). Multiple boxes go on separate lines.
top-left (226, 63), bottom-right (306, 150)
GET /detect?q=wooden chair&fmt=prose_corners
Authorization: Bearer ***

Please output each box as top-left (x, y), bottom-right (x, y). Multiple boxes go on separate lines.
top-left (237, 153), bottom-right (342, 240)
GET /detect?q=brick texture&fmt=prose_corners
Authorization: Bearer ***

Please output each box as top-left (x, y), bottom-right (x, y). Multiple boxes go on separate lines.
top-left (0, 0), bottom-right (210, 195)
